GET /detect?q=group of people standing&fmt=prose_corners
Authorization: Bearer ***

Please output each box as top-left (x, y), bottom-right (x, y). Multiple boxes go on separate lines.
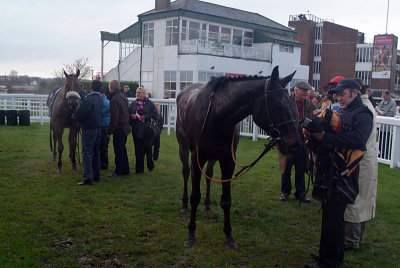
top-left (282, 76), bottom-right (380, 268)
top-left (74, 80), bottom-right (162, 185)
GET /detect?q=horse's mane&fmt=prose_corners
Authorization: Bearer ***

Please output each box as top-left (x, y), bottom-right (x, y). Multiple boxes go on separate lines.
top-left (205, 75), bottom-right (270, 92)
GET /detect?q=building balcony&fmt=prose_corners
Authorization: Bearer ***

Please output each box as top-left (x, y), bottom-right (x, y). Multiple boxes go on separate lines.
top-left (178, 40), bottom-right (272, 62)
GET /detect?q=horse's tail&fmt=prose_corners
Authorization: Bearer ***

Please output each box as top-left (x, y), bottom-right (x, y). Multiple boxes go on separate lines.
top-left (49, 122), bottom-right (53, 152)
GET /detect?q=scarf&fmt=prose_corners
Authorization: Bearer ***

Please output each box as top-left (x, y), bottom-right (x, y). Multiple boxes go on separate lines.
top-left (136, 99), bottom-right (145, 115)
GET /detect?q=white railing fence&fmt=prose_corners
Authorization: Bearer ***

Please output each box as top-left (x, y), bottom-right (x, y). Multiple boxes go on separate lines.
top-left (0, 94), bottom-right (49, 125)
top-left (1, 94), bottom-right (400, 168)
top-left (376, 116), bottom-right (400, 168)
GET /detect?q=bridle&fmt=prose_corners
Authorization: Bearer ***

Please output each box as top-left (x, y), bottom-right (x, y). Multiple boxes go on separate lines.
top-left (263, 79), bottom-right (295, 141)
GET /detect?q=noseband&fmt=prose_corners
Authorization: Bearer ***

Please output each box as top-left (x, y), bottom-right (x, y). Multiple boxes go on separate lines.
top-left (264, 80), bottom-right (294, 140)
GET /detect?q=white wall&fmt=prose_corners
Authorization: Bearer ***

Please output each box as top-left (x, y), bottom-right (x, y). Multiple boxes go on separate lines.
top-left (355, 62), bottom-right (373, 72)
top-left (271, 44), bottom-right (309, 81)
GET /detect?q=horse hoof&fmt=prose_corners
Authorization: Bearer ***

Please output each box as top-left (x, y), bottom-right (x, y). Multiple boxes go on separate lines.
top-left (225, 238), bottom-right (238, 249)
top-left (72, 166), bottom-right (77, 171)
top-left (180, 207), bottom-right (188, 214)
top-left (184, 237), bottom-right (197, 247)
top-left (57, 169), bottom-right (62, 173)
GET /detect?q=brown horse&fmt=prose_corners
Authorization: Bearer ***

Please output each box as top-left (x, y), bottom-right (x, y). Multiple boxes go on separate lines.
top-left (48, 70), bottom-right (81, 173)
top-left (176, 66), bottom-right (301, 249)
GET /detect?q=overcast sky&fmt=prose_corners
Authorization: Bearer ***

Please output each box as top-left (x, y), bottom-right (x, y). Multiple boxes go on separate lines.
top-left (1, 0), bottom-right (399, 78)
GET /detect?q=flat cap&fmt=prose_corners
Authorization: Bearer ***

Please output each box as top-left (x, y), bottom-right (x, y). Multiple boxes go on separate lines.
top-left (295, 80), bottom-right (312, 91)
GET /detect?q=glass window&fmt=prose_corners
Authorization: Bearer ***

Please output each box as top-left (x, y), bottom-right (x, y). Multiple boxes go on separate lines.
top-left (181, 20), bottom-right (187, 40)
top-left (221, 27), bottom-right (231, 44)
top-left (313, 80), bottom-right (320, 90)
top-left (243, 31), bottom-right (253, 47)
top-left (166, 19), bottom-right (179, 46)
top-left (143, 22), bottom-right (154, 47)
top-left (189, 21), bottom-right (200, 40)
top-left (121, 38), bottom-right (139, 60)
top-left (314, 44), bottom-right (321, 56)
top-left (198, 71), bottom-right (224, 83)
top-left (233, 29), bottom-right (242, 45)
top-left (180, 71), bottom-right (193, 90)
top-left (200, 23), bottom-right (207, 41)
top-left (279, 44), bottom-right (294, 53)
top-left (164, 71), bottom-right (177, 99)
top-left (208, 24), bottom-right (219, 43)
top-left (355, 71), bottom-right (371, 86)
top-left (315, 26), bottom-right (323, 40)
top-left (313, 61), bottom-right (321, 74)
top-left (198, 71), bottom-right (207, 82)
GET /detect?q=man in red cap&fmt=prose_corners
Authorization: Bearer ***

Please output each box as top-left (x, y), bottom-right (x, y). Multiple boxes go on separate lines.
top-left (328, 76), bottom-right (344, 111)
top-left (328, 76), bottom-right (344, 89)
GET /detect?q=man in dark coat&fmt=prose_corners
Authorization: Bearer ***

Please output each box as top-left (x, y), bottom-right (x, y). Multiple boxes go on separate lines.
top-left (106, 80), bottom-right (130, 177)
top-left (305, 79), bottom-right (373, 268)
top-left (279, 80), bottom-right (314, 202)
top-left (74, 80), bottom-right (102, 185)
top-left (123, 85), bottom-right (133, 98)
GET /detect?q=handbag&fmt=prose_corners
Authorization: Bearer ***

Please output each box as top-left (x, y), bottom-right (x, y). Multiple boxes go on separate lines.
top-left (147, 118), bottom-right (159, 136)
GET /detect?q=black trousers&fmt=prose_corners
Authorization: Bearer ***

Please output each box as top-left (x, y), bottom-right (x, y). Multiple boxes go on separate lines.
top-left (318, 199), bottom-right (347, 268)
top-left (281, 146), bottom-right (306, 196)
top-left (152, 134), bottom-right (160, 160)
top-left (133, 134), bottom-right (154, 173)
top-left (112, 128), bottom-right (130, 175)
top-left (100, 127), bottom-right (110, 169)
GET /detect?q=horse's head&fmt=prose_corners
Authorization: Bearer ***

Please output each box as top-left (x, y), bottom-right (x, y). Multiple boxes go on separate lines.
top-left (64, 69), bottom-right (81, 93)
top-left (63, 69), bottom-right (81, 113)
top-left (253, 66), bottom-right (301, 155)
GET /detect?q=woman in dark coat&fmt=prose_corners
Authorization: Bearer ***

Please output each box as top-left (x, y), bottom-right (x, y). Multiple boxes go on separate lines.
top-left (128, 87), bottom-right (158, 173)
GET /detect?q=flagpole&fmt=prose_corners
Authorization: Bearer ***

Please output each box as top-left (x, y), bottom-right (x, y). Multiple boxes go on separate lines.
top-left (385, 0), bottom-right (389, 34)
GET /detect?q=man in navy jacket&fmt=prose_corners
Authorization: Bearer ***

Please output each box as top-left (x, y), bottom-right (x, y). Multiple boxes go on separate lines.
top-left (74, 80), bottom-right (102, 185)
top-left (305, 79), bottom-right (373, 268)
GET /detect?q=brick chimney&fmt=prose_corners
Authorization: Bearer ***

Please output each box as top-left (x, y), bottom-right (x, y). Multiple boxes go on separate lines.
top-left (155, 0), bottom-right (171, 11)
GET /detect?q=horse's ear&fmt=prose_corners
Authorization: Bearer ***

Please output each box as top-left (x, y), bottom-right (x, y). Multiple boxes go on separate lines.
top-left (281, 71), bottom-right (296, 87)
top-left (76, 69), bottom-right (80, 78)
top-left (271, 66), bottom-right (279, 84)
top-left (63, 69), bottom-right (68, 78)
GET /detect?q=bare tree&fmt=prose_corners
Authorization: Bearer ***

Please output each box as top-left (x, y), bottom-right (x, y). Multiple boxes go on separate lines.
top-left (53, 57), bottom-right (93, 81)
top-left (9, 70), bottom-right (18, 77)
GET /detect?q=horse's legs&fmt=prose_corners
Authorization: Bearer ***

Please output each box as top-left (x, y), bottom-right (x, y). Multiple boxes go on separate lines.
top-left (51, 124), bottom-right (57, 162)
top-left (69, 127), bottom-right (78, 171)
top-left (52, 134), bottom-right (57, 162)
top-left (204, 160), bottom-right (215, 214)
top-left (184, 152), bottom-right (205, 247)
top-left (178, 141), bottom-right (190, 213)
top-left (219, 158), bottom-right (238, 249)
top-left (56, 128), bottom-right (64, 173)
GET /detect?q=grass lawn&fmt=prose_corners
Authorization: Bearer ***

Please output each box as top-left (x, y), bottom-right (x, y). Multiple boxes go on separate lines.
top-left (0, 123), bottom-right (399, 267)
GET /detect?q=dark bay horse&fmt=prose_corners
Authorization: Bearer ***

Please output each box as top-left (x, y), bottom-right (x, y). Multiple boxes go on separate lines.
top-left (48, 70), bottom-right (81, 173)
top-left (176, 66), bottom-right (301, 249)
